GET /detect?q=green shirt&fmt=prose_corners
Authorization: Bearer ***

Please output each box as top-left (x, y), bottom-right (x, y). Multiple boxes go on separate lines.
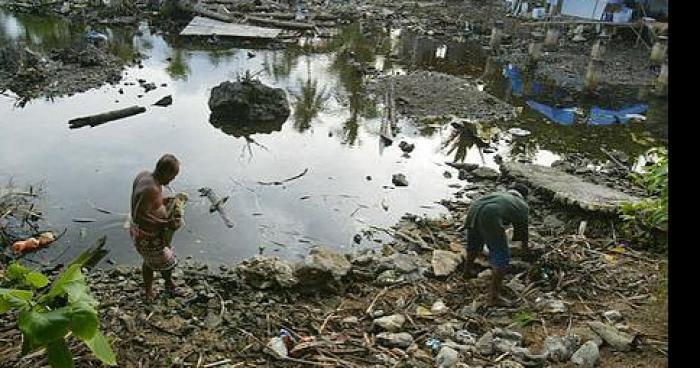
top-left (465, 191), bottom-right (529, 242)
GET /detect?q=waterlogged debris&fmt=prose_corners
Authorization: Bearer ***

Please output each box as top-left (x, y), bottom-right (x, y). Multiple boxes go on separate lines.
top-left (392, 173), bottom-right (409, 187)
top-left (12, 232), bottom-right (55, 254)
top-left (199, 187), bottom-right (234, 228)
top-left (68, 105), bottom-right (147, 129)
top-left (153, 95), bottom-right (173, 107)
top-left (508, 127), bottom-right (531, 136)
top-left (72, 217), bottom-right (98, 223)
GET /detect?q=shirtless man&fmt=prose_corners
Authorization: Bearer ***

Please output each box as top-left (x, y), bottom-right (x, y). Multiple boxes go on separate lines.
top-left (130, 154), bottom-right (184, 300)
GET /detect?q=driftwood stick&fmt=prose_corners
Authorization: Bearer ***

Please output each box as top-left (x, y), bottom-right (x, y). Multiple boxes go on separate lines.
top-left (257, 168), bottom-right (309, 186)
top-left (68, 106), bottom-right (146, 129)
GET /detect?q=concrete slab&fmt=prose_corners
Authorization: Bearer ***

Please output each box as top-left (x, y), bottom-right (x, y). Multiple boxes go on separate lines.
top-left (500, 162), bottom-right (641, 214)
top-left (180, 16), bottom-right (282, 39)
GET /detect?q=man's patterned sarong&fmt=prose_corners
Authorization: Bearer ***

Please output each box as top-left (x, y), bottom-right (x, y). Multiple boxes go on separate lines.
top-left (130, 222), bottom-right (177, 271)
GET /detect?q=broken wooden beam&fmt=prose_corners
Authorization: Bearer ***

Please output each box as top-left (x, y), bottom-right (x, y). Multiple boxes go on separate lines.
top-left (195, 8), bottom-right (235, 23)
top-left (199, 187), bottom-right (235, 228)
top-left (246, 15), bottom-right (316, 30)
top-left (68, 106), bottom-right (146, 129)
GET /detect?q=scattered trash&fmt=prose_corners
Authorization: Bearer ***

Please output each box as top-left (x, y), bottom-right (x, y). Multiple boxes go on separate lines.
top-left (12, 232), bottom-right (55, 254)
top-left (508, 128), bottom-right (531, 136)
top-left (426, 337), bottom-right (442, 350)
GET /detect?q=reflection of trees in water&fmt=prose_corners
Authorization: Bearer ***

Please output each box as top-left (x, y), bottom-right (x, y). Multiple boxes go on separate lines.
top-left (291, 76), bottom-right (329, 132)
top-left (207, 48), bottom-right (236, 68)
top-left (166, 48), bottom-right (190, 80)
top-left (0, 12), bottom-right (73, 50)
top-left (264, 47), bottom-right (301, 82)
top-left (328, 24), bottom-right (386, 146)
top-left (442, 125), bottom-right (482, 162)
top-left (105, 28), bottom-right (137, 61)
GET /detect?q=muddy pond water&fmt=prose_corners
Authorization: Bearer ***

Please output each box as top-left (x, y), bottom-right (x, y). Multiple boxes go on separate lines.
top-left (0, 11), bottom-right (667, 269)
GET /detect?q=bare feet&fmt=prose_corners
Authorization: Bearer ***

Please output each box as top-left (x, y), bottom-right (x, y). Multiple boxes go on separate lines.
top-left (144, 288), bottom-right (158, 302)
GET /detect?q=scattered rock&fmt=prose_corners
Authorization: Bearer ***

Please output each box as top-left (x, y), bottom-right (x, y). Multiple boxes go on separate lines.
top-left (571, 341), bottom-right (600, 367)
top-left (476, 331), bottom-right (495, 355)
top-left (436, 346), bottom-right (459, 368)
top-left (536, 297), bottom-right (567, 313)
top-left (431, 250), bottom-right (463, 276)
top-left (494, 328), bottom-right (523, 344)
top-left (543, 335), bottom-right (581, 362)
top-left (392, 173), bottom-right (409, 187)
top-left (587, 321), bottom-right (635, 351)
top-left (342, 316), bottom-right (359, 325)
top-left (236, 256), bottom-right (297, 289)
top-left (379, 253), bottom-right (420, 274)
top-left (470, 167), bottom-right (499, 180)
top-left (435, 322), bottom-right (456, 339)
top-left (353, 234), bottom-right (362, 244)
top-left (498, 360), bottom-right (525, 368)
top-left (458, 169), bottom-right (469, 180)
top-left (454, 330), bottom-right (477, 345)
top-left (399, 141), bottom-right (415, 153)
top-left (431, 300), bottom-right (449, 315)
top-left (570, 326), bottom-right (604, 347)
top-left (208, 79), bottom-right (290, 124)
top-left (142, 82), bottom-right (157, 93)
top-left (603, 310), bottom-right (623, 323)
top-left (294, 247), bottom-right (352, 291)
top-left (153, 95), bottom-right (172, 107)
top-left (376, 270), bottom-right (403, 285)
top-left (376, 332), bottom-right (414, 348)
top-left (373, 314), bottom-right (406, 332)
top-left (443, 171), bottom-right (452, 179)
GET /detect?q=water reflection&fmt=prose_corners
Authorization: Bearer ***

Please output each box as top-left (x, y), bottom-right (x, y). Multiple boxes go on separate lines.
top-left (166, 48), bottom-right (191, 80)
top-left (441, 121), bottom-right (493, 163)
top-left (209, 113), bottom-right (287, 138)
top-left (291, 75), bottom-right (329, 132)
top-left (327, 24), bottom-right (382, 146)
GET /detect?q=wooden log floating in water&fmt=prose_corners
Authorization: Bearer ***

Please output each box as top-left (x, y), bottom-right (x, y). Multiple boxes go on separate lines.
top-left (68, 106), bottom-right (146, 129)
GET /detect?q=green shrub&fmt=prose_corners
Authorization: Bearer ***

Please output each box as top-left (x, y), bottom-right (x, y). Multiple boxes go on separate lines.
top-left (620, 147), bottom-right (668, 251)
top-left (1, 257), bottom-right (116, 368)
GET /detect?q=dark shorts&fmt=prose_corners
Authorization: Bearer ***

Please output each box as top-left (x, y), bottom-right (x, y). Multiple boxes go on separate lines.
top-left (465, 205), bottom-right (510, 269)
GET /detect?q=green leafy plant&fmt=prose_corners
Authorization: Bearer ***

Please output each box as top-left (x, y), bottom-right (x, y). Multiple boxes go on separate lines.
top-left (1, 258), bottom-right (116, 368)
top-left (512, 310), bottom-right (538, 328)
top-left (620, 147), bottom-right (668, 251)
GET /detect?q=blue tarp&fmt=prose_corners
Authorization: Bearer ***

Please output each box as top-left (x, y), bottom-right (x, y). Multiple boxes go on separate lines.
top-left (505, 64), bottom-right (543, 97)
top-left (505, 64), bottom-right (523, 96)
top-left (526, 100), bottom-right (577, 125)
top-left (588, 104), bottom-right (649, 125)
